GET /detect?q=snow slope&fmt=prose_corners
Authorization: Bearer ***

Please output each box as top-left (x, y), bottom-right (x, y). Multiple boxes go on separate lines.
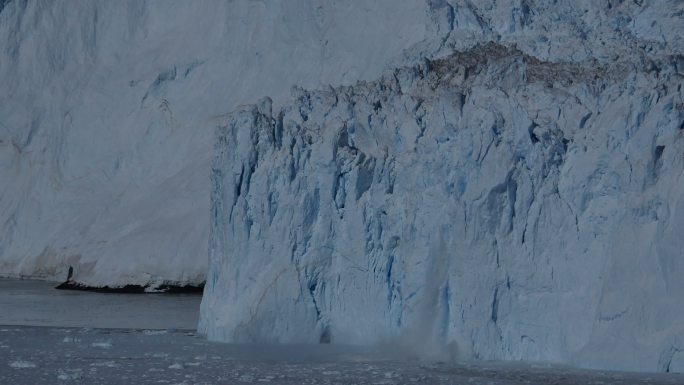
top-left (201, 1), bottom-right (684, 372)
top-left (0, 0), bottom-right (426, 287)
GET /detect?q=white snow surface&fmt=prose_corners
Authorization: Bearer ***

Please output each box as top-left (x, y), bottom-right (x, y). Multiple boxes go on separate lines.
top-left (0, 0), bottom-right (426, 287)
top-left (201, 0), bottom-right (684, 373)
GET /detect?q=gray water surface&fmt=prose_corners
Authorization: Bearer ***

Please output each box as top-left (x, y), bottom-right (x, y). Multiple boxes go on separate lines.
top-left (2, 279), bottom-right (683, 384)
top-left (0, 278), bottom-right (200, 329)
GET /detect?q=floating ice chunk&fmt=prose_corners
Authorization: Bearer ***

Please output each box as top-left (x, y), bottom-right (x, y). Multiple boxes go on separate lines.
top-left (143, 330), bottom-right (168, 336)
top-left (9, 360), bottom-right (37, 369)
top-left (90, 341), bottom-right (112, 349)
top-left (57, 369), bottom-right (83, 380)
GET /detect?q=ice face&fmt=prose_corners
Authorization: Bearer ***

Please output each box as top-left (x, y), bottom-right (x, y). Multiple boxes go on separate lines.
top-left (201, 42), bottom-right (684, 374)
top-left (0, 0), bottom-right (426, 287)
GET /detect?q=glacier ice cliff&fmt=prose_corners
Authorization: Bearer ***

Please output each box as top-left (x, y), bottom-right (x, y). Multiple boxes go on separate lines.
top-left (201, 1), bottom-right (684, 372)
top-left (0, 0), bottom-right (426, 287)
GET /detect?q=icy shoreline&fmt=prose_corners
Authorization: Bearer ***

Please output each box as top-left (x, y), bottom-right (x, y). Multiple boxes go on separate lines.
top-left (3, 326), bottom-right (683, 385)
top-left (0, 279), bottom-right (200, 329)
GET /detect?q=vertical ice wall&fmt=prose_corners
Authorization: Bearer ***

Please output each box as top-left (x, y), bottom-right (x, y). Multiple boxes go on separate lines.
top-left (202, 1), bottom-right (684, 373)
top-left (0, 0), bottom-right (426, 287)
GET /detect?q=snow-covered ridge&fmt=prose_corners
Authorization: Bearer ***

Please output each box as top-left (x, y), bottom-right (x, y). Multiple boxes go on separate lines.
top-left (201, 38), bottom-right (684, 372)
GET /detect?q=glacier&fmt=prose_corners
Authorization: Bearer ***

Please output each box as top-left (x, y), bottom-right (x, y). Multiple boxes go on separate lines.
top-left (200, 0), bottom-right (684, 373)
top-left (2, 0), bottom-right (684, 374)
top-left (0, 0), bottom-right (426, 287)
